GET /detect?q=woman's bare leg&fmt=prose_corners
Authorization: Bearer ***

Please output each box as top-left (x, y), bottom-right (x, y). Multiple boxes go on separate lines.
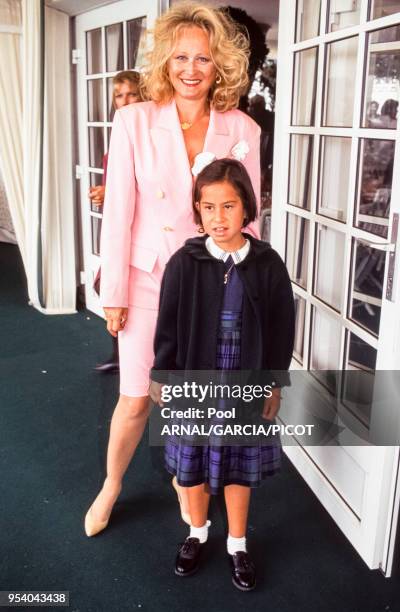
top-left (90, 394), bottom-right (150, 522)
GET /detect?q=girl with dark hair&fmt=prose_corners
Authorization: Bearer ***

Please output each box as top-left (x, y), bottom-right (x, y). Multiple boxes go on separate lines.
top-left (150, 158), bottom-right (295, 591)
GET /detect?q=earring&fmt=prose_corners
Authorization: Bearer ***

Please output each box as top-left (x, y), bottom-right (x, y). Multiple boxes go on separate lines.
top-left (215, 74), bottom-right (222, 85)
top-left (198, 226), bottom-right (205, 234)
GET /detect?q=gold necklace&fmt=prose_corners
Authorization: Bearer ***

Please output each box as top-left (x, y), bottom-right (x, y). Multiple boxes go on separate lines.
top-left (180, 108), bottom-right (209, 131)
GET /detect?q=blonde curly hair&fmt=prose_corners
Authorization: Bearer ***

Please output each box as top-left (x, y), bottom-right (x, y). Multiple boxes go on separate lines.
top-left (141, 2), bottom-right (249, 112)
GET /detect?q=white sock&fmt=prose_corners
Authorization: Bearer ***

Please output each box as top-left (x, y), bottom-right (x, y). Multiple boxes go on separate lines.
top-left (189, 520), bottom-right (211, 544)
top-left (227, 534), bottom-right (247, 555)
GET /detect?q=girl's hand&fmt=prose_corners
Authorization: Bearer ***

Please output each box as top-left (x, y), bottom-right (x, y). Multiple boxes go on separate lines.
top-left (262, 387), bottom-right (281, 421)
top-left (103, 307), bottom-right (128, 337)
top-left (149, 380), bottom-right (164, 407)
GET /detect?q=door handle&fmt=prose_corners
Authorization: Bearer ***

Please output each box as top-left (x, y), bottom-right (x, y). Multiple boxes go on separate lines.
top-left (386, 214), bottom-right (398, 301)
top-left (358, 214), bottom-right (398, 301)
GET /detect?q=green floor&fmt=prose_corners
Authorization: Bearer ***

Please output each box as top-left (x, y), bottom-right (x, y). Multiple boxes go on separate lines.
top-left (1, 242), bottom-right (399, 612)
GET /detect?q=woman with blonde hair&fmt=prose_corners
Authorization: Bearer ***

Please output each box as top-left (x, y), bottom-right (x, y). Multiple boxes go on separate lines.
top-left (85, 1), bottom-right (261, 538)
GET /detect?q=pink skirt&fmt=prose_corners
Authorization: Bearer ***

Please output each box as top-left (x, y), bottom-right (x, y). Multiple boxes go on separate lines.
top-left (118, 304), bottom-right (159, 397)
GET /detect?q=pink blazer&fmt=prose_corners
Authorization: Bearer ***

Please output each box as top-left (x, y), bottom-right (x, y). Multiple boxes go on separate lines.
top-left (100, 99), bottom-right (261, 310)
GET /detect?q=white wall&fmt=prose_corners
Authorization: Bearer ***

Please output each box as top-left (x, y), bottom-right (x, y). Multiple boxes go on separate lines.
top-left (0, 166), bottom-right (16, 244)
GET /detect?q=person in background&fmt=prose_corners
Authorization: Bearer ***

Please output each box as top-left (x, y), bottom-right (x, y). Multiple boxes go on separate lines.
top-left (380, 99), bottom-right (398, 129)
top-left (366, 100), bottom-right (380, 127)
top-left (89, 70), bottom-right (142, 374)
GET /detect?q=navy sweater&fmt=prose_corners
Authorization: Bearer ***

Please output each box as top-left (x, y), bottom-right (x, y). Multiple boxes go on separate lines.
top-left (151, 234), bottom-right (295, 384)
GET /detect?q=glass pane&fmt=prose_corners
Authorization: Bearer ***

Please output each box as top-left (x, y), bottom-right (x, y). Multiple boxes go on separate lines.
top-left (347, 332), bottom-right (377, 370)
top-left (292, 47), bottom-right (318, 126)
top-left (90, 172), bottom-right (103, 187)
top-left (314, 225), bottom-right (346, 311)
top-left (88, 127), bottom-right (104, 169)
top-left (86, 28), bottom-right (102, 75)
top-left (286, 213), bottom-right (310, 289)
top-left (91, 216), bottom-right (102, 256)
top-left (260, 209), bottom-right (271, 242)
top-left (323, 36), bottom-right (358, 127)
top-left (288, 135), bottom-right (313, 210)
top-left (328, 0), bottom-right (361, 32)
top-left (310, 307), bottom-right (342, 392)
top-left (355, 138), bottom-right (394, 239)
top-left (293, 294), bottom-right (306, 363)
top-left (363, 26), bottom-right (400, 129)
top-left (107, 77), bottom-right (115, 121)
top-left (87, 79), bottom-right (104, 122)
top-left (296, 0), bottom-right (321, 42)
top-left (370, 0), bottom-right (400, 19)
top-left (349, 239), bottom-right (385, 337)
top-left (107, 127), bottom-right (112, 153)
top-left (318, 136), bottom-right (351, 222)
top-left (127, 17), bottom-right (147, 68)
top-left (89, 173), bottom-right (104, 212)
top-left (106, 23), bottom-right (123, 72)
top-left (342, 332), bottom-right (377, 428)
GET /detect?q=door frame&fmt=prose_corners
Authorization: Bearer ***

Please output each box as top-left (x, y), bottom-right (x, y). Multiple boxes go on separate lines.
top-left (272, 0), bottom-right (400, 576)
top-left (75, 0), bottom-right (159, 316)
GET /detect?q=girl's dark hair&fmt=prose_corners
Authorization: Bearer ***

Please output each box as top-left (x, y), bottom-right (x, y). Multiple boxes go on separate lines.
top-left (193, 158), bottom-right (258, 227)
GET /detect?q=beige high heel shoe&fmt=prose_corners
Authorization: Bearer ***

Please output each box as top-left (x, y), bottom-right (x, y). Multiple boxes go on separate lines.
top-left (172, 476), bottom-right (191, 525)
top-left (84, 505), bottom-right (109, 537)
top-left (84, 481), bottom-right (122, 537)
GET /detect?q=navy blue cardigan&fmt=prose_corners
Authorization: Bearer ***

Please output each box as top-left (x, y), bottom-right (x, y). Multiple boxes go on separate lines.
top-left (151, 234), bottom-right (295, 384)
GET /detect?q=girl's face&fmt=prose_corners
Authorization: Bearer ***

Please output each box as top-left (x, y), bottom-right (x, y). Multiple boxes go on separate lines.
top-left (197, 180), bottom-right (247, 251)
top-left (113, 81), bottom-right (140, 109)
top-left (168, 26), bottom-right (216, 103)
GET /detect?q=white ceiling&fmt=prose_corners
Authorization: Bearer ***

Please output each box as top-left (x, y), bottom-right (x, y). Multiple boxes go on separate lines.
top-left (46, 0), bottom-right (279, 27)
top-left (45, 0), bottom-right (279, 54)
top-left (45, 0), bottom-right (116, 16)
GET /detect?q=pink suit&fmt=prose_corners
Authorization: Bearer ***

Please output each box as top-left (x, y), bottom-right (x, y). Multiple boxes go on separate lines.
top-left (100, 99), bottom-right (261, 396)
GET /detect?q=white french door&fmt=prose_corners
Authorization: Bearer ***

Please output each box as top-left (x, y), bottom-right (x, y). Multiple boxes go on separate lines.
top-left (75, 0), bottom-right (159, 316)
top-left (273, 0), bottom-right (400, 575)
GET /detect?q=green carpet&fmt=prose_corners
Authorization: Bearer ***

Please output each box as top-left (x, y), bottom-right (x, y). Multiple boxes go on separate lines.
top-left (0, 242), bottom-right (399, 612)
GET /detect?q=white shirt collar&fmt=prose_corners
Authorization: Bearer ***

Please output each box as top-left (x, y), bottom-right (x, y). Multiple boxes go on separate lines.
top-left (205, 236), bottom-right (250, 263)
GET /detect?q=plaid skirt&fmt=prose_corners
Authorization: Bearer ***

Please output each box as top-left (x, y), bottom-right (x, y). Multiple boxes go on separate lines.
top-left (164, 303), bottom-right (282, 494)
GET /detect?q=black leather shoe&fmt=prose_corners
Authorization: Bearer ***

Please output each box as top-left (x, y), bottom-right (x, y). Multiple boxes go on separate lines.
top-left (175, 537), bottom-right (203, 577)
top-left (94, 358), bottom-right (119, 373)
top-left (229, 551), bottom-right (256, 591)
top-left (95, 337), bottom-right (119, 374)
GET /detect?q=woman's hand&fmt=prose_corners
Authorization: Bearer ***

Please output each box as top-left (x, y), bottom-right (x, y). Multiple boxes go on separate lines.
top-left (88, 185), bottom-right (106, 206)
top-left (148, 380), bottom-right (164, 406)
top-left (262, 387), bottom-right (281, 421)
top-left (103, 307), bottom-right (128, 337)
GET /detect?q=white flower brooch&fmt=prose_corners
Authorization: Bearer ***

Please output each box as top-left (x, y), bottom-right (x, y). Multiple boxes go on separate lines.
top-left (191, 152), bottom-right (217, 177)
top-left (191, 140), bottom-right (250, 176)
top-left (231, 139), bottom-right (250, 161)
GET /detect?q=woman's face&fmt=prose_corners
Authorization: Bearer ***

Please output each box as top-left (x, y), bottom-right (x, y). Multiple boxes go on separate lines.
top-left (168, 26), bottom-right (216, 103)
top-left (113, 81), bottom-right (140, 109)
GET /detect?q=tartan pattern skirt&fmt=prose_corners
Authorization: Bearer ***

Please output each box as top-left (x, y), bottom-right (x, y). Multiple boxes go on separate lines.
top-left (164, 263), bottom-right (282, 494)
